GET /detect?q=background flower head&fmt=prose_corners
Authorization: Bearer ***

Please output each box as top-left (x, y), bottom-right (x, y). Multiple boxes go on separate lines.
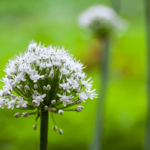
top-left (78, 5), bottom-right (127, 37)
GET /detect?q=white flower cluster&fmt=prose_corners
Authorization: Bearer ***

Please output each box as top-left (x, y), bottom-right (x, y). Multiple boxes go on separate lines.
top-left (0, 42), bottom-right (97, 119)
top-left (78, 5), bottom-right (126, 37)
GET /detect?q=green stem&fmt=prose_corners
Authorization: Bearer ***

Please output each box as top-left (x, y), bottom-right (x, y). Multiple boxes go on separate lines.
top-left (39, 111), bottom-right (49, 150)
top-left (144, 0), bottom-right (150, 149)
top-left (89, 37), bottom-right (110, 150)
top-left (111, 0), bottom-right (121, 13)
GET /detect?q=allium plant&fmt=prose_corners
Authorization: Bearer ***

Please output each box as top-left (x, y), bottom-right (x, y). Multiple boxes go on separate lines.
top-left (0, 42), bottom-right (97, 150)
top-left (78, 5), bottom-right (126, 150)
top-left (144, 0), bottom-right (150, 150)
top-left (78, 5), bottom-right (126, 38)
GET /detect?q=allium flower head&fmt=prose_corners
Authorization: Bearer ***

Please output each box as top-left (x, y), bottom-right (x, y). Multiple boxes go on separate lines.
top-left (78, 5), bottom-right (126, 37)
top-left (0, 41), bottom-right (97, 131)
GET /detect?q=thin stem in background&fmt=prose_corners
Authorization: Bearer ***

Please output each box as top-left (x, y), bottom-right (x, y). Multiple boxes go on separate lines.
top-left (111, 0), bottom-right (121, 13)
top-left (144, 0), bottom-right (150, 149)
top-left (39, 111), bottom-right (49, 150)
top-left (89, 37), bottom-right (110, 150)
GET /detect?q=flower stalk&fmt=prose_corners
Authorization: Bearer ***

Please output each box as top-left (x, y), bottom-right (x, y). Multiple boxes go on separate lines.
top-left (144, 0), bottom-right (150, 149)
top-left (78, 4), bottom-right (126, 150)
top-left (89, 37), bottom-right (109, 150)
top-left (111, 0), bottom-right (121, 13)
top-left (40, 111), bottom-right (49, 150)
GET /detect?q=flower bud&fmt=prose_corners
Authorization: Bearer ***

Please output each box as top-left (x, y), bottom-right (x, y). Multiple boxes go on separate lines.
top-left (44, 105), bottom-right (48, 111)
top-left (2, 91), bottom-right (8, 96)
top-left (49, 72), bottom-right (54, 79)
top-left (22, 106), bottom-right (27, 109)
top-left (11, 94), bottom-right (16, 99)
top-left (61, 58), bottom-right (66, 63)
top-left (59, 129), bottom-right (63, 135)
top-left (58, 110), bottom-right (64, 115)
top-left (33, 60), bottom-right (36, 64)
top-left (22, 112), bottom-right (29, 117)
top-left (41, 75), bottom-right (45, 80)
top-left (32, 100), bottom-right (37, 105)
top-left (76, 87), bottom-right (81, 93)
top-left (11, 83), bottom-right (16, 89)
top-left (22, 104), bottom-right (27, 109)
top-left (70, 101), bottom-right (74, 106)
top-left (47, 85), bottom-right (51, 90)
top-left (53, 126), bottom-right (57, 131)
top-left (14, 112), bottom-right (20, 118)
top-left (46, 68), bottom-right (49, 73)
top-left (76, 107), bottom-right (82, 112)
top-left (34, 90), bottom-right (39, 96)
top-left (32, 100), bottom-right (38, 108)
top-left (24, 89), bottom-right (28, 93)
top-left (33, 125), bottom-right (37, 130)
top-left (19, 85), bottom-right (23, 89)
top-left (7, 75), bottom-right (12, 79)
top-left (48, 107), bottom-right (55, 112)
top-left (47, 64), bottom-right (52, 69)
top-left (56, 63), bottom-right (61, 68)
top-left (24, 85), bottom-right (29, 90)
top-left (34, 84), bottom-right (38, 89)
top-left (12, 70), bottom-right (17, 75)
top-left (59, 85), bottom-right (62, 89)
top-left (76, 100), bottom-right (81, 104)
top-left (51, 100), bottom-right (56, 105)
top-left (78, 106), bottom-right (84, 110)
top-left (43, 86), bottom-right (47, 90)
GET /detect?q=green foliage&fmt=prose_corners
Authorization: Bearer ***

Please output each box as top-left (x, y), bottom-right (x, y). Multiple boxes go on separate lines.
top-left (0, 0), bottom-right (147, 150)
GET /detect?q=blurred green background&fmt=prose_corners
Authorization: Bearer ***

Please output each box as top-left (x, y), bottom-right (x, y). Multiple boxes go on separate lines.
top-left (0, 0), bottom-right (147, 150)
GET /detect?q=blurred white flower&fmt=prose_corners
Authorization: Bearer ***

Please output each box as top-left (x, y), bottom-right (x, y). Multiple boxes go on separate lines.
top-left (78, 5), bottom-right (127, 37)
